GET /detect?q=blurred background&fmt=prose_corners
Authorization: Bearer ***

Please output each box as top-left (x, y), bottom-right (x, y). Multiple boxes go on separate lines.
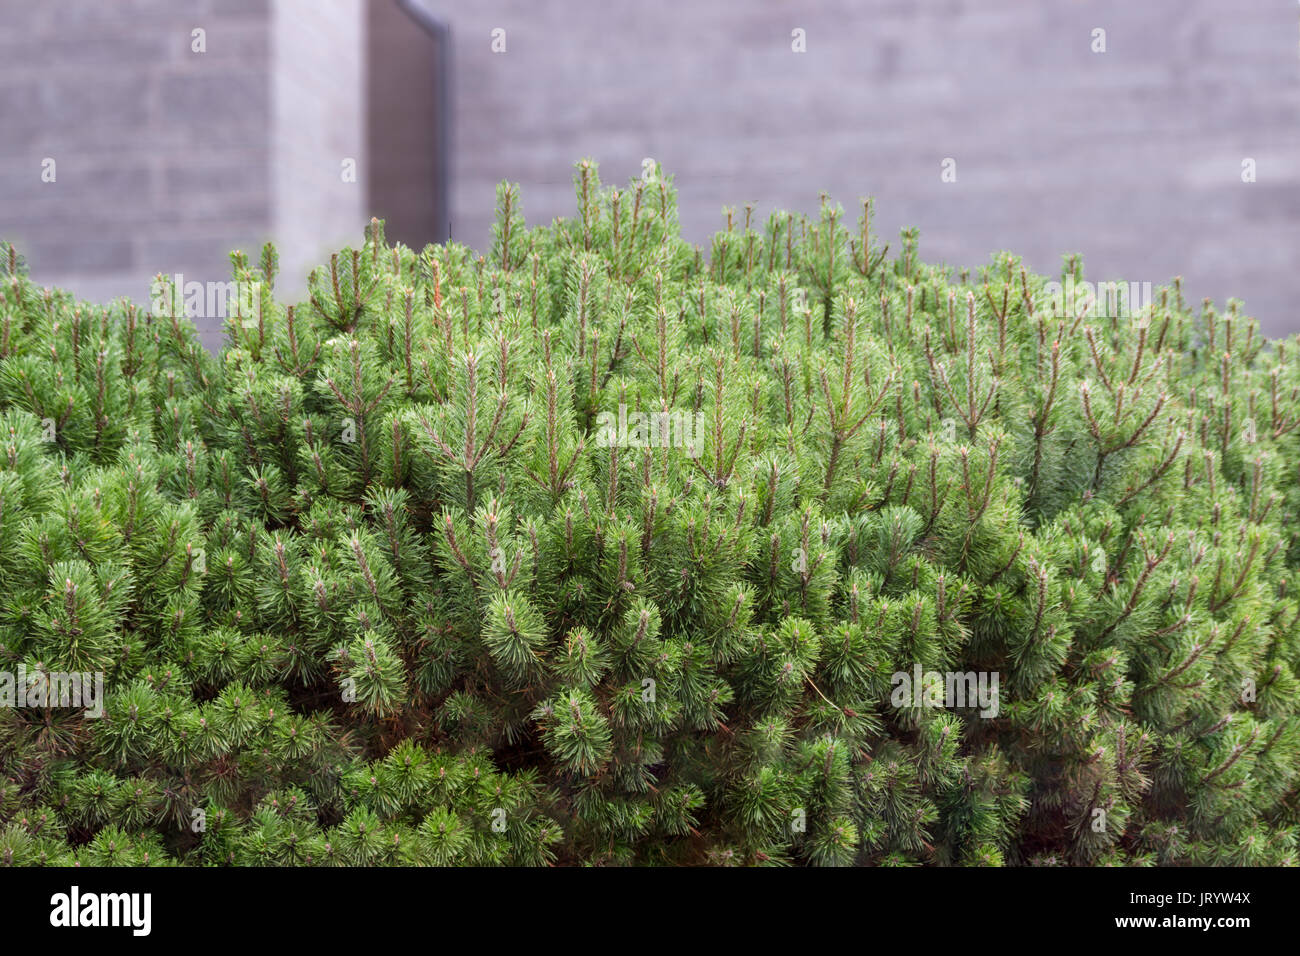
top-left (1, 0), bottom-right (1298, 349)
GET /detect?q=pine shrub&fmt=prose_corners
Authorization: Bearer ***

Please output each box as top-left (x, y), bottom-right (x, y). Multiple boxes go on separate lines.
top-left (0, 160), bottom-right (1297, 867)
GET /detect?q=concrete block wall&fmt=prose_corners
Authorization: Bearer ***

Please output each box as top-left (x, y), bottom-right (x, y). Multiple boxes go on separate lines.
top-left (0, 0), bottom-right (364, 348)
top-left (271, 0), bottom-right (366, 300)
top-left (3, 0), bottom-right (1298, 338)
top-left (434, 0), bottom-right (1300, 335)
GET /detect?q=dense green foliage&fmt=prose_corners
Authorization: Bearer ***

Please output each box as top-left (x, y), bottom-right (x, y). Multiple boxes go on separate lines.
top-left (1, 161), bottom-right (1298, 866)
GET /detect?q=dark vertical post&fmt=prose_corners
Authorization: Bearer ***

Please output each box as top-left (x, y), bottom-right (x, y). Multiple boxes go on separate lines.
top-left (396, 0), bottom-right (452, 244)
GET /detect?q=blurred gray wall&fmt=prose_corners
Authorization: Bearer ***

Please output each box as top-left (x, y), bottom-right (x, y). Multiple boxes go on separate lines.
top-left (0, 0), bottom-right (366, 350)
top-left (2, 0), bottom-right (1299, 339)
top-left (438, 0), bottom-right (1300, 335)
